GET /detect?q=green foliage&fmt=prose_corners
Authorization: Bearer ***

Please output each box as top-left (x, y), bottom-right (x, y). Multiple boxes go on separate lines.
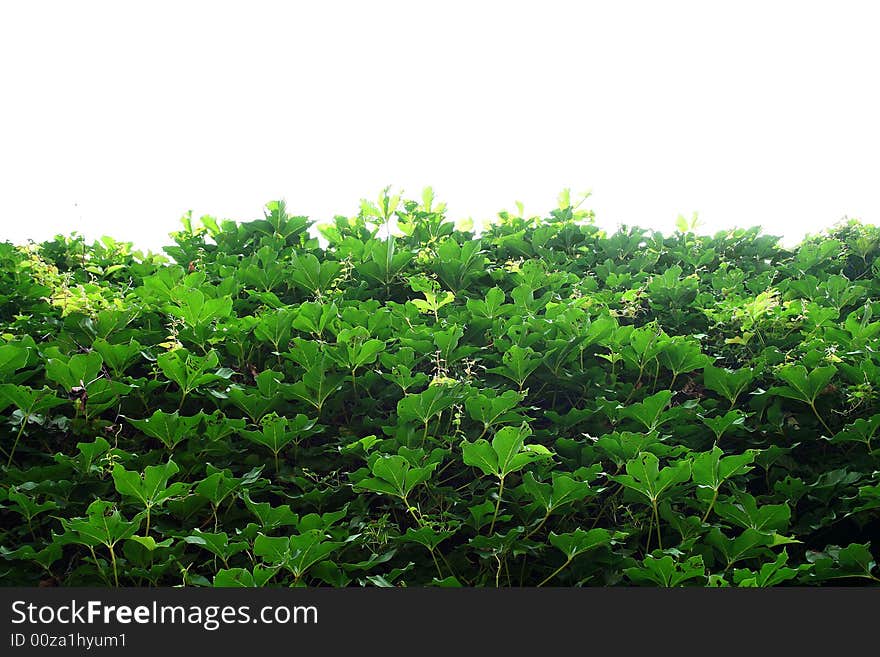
top-left (0, 192), bottom-right (878, 587)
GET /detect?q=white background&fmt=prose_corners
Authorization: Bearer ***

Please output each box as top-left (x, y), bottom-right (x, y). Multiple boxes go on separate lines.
top-left (1, 1), bottom-right (878, 251)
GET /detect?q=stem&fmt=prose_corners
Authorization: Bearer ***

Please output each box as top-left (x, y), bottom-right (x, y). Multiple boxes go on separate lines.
top-left (221, 496), bottom-right (236, 524)
top-left (434, 460), bottom-right (457, 484)
top-left (433, 412), bottom-right (443, 439)
top-left (531, 382), bottom-right (548, 399)
top-left (88, 546), bottom-right (111, 586)
top-left (420, 421), bottom-right (429, 449)
top-left (441, 411), bottom-right (454, 438)
top-left (537, 557), bottom-right (573, 587)
top-left (403, 497), bottom-right (451, 578)
top-left (437, 550), bottom-right (457, 581)
top-left (403, 496), bottom-right (423, 527)
top-left (625, 361), bottom-right (648, 404)
top-left (429, 548), bottom-right (443, 579)
top-left (145, 506), bottom-right (152, 535)
top-left (524, 510), bottom-right (552, 540)
top-left (810, 401), bottom-right (833, 435)
top-left (701, 489), bottom-right (719, 523)
top-left (652, 499), bottom-right (663, 551)
top-left (7, 411), bottom-right (30, 467)
top-left (590, 474), bottom-right (624, 528)
top-left (108, 543), bottom-right (119, 587)
top-left (489, 477), bottom-right (505, 534)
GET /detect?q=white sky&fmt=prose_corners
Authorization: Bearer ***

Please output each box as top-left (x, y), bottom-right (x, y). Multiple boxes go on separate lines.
top-left (1, 1), bottom-right (878, 252)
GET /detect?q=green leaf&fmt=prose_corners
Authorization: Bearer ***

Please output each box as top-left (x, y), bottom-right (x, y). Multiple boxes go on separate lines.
top-left (429, 576), bottom-right (463, 587)
top-left (251, 534), bottom-right (289, 564)
top-left (213, 568), bottom-right (275, 587)
top-left (240, 413), bottom-right (314, 456)
top-left (462, 425), bottom-right (552, 479)
top-left (700, 410), bottom-right (746, 442)
top-left (548, 528), bottom-right (613, 561)
top-left (853, 482), bottom-right (880, 514)
top-left (355, 339), bottom-right (386, 369)
top-left (659, 339), bottom-right (712, 376)
top-left (167, 288), bottom-right (233, 326)
top-left (243, 494), bottom-right (300, 531)
top-left (397, 385), bottom-right (457, 425)
top-left (0, 344), bottom-right (29, 376)
top-left (254, 530), bottom-right (341, 578)
top-left (285, 362), bottom-right (345, 412)
top-left (594, 431), bottom-right (667, 467)
top-left (714, 493), bottom-right (791, 533)
top-left (112, 460), bottom-right (189, 510)
top-left (68, 437), bottom-right (111, 475)
top-left (91, 338), bottom-right (143, 377)
top-left (733, 550), bottom-right (806, 587)
top-left (0, 385), bottom-right (66, 415)
top-left (487, 345), bottom-right (542, 389)
top-left (826, 414), bottom-right (880, 451)
top-left (397, 527), bottom-right (455, 552)
top-left (692, 446), bottom-right (758, 492)
top-left (184, 530), bottom-right (248, 561)
top-left (253, 308), bottom-right (295, 349)
top-left (194, 467), bottom-right (256, 506)
top-left (705, 528), bottom-right (797, 569)
top-left (619, 390), bottom-right (673, 431)
top-left (57, 500), bottom-right (142, 548)
top-left (126, 535), bottom-right (174, 552)
top-left (466, 287), bottom-right (508, 319)
top-left (45, 351), bottom-right (103, 391)
top-left (522, 471), bottom-right (597, 514)
top-left (4, 487), bottom-right (58, 521)
top-left (354, 454), bottom-right (437, 500)
top-left (702, 364), bottom-right (754, 407)
top-left (625, 554), bottom-right (706, 587)
top-left (465, 389), bottom-right (524, 429)
top-left (0, 542), bottom-right (64, 570)
top-left (157, 349), bottom-right (226, 396)
top-left (807, 543), bottom-right (878, 582)
top-left (492, 425), bottom-right (528, 476)
top-left (290, 254), bottom-right (341, 295)
top-left (226, 379), bottom-right (278, 423)
top-left (292, 302), bottom-right (338, 336)
top-left (126, 410), bottom-right (203, 450)
top-left (771, 364), bottom-right (837, 405)
top-left (460, 439), bottom-right (499, 477)
top-left (610, 451), bottom-right (691, 503)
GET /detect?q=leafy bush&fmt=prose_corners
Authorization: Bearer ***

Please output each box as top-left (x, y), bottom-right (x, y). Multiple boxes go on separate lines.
top-left (2, 189), bottom-right (879, 587)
